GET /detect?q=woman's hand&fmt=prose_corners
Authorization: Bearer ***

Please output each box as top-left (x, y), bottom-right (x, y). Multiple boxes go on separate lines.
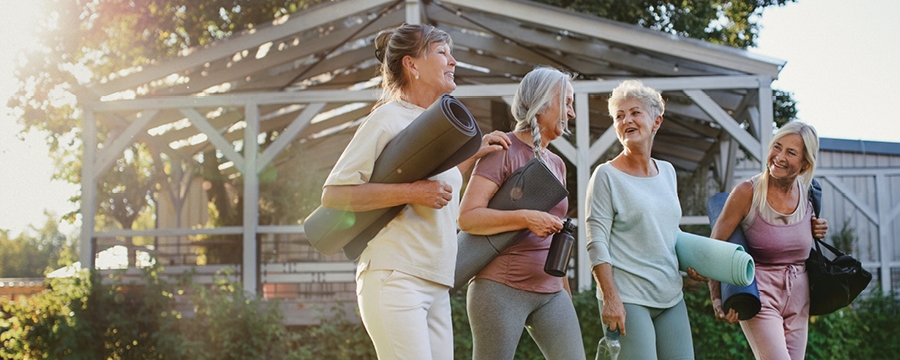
top-left (686, 267), bottom-right (708, 282)
top-left (457, 131), bottom-right (510, 174)
top-left (408, 180), bottom-right (453, 209)
top-left (477, 130), bottom-right (511, 157)
top-left (523, 210), bottom-right (563, 238)
top-left (602, 297), bottom-right (627, 336)
top-left (709, 280), bottom-right (740, 324)
top-left (811, 216), bottom-right (828, 239)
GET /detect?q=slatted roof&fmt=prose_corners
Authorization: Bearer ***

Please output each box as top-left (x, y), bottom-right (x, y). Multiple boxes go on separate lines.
top-left (84, 0), bottom-right (784, 174)
top-left (79, 0), bottom-right (787, 291)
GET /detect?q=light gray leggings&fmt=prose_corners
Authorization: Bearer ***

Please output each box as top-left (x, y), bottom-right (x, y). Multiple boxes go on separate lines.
top-left (467, 279), bottom-right (586, 360)
top-left (597, 300), bottom-right (695, 360)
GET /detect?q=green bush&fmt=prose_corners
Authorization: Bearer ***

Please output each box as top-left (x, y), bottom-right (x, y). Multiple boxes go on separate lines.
top-left (3, 269), bottom-right (897, 359)
top-left (0, 266), bottom-right (300, 360)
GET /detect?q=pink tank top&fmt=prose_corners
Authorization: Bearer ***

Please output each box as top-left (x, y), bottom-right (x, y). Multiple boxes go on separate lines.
top-left (742, 201), bottom-right (814, 266)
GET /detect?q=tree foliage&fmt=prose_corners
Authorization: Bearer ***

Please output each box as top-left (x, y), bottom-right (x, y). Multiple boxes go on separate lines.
top-left (535, 0), bottom-right (796, 49)
top-left (0, 214), bottom-right (75, 278)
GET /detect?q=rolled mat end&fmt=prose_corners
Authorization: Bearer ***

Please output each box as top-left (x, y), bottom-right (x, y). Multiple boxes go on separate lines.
top-left (675, 231), bottom-right (755, 286)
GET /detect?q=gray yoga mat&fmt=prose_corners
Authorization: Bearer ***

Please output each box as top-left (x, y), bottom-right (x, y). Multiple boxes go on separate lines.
top-left (707, 192), bottom-right (761, 320)
top-left (675, 231), bottom-right (755, 287)
top-left (451, 157), bottom-right (569, 294)
top-left (304, 94), bottom-right (483, 259)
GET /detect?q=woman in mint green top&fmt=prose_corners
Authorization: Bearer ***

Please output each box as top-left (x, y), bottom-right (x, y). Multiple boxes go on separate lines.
top-left (585, 80), bottom-right (705, 359)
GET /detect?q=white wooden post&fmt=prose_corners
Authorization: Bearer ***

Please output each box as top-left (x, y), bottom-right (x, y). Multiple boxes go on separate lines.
top-left (243, 103), bottom-right (260, 294)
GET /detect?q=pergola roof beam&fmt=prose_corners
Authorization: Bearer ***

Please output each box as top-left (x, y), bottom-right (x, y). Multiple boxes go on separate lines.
top-left (180, 108), bottom-right (246, 170)
top-left (685, 89), bottom-right (761, 160)
top-left (256, 102), bottom-right (326, 172)
top-left (90, 0), bottom-right (400, 96)
top-left (442, 0), bottom-right (784, 77)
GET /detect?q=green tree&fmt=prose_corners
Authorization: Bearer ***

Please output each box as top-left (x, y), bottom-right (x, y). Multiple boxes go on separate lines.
top-left (0, 212), bottom-right (74, 278)
top-left (536, 0), bottom-right (796, 48)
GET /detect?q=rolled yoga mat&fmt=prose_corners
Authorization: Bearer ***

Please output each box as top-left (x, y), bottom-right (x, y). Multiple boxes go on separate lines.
top-left (304, 94), bottom-right (483, 259)
top-left (675, 231), bottom-right (755, 287)
top-left (451, 157), bottom-right (568, 294)
top-left (707, 192), bottom-right (761, 320)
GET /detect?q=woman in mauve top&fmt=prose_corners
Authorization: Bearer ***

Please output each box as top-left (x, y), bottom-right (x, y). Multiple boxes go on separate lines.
top-left (458, 66), bottom-right (585, 360)
top-left (708, 121), bottom-right (828, 360)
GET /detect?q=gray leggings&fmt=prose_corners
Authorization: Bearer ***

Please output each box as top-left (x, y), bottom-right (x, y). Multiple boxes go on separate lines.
top-left (467, 279), bottom-right (586, 360)
top-left (598, 300), bottom-right (694, 360)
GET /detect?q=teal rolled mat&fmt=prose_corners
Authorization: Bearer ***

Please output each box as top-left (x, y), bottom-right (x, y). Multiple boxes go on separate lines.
top-left (304, 94), bottom-right (483, 259)
top-left (675, 231), bottom-right (755, 287)
top-left (707, 192), bottom-right (761, 320)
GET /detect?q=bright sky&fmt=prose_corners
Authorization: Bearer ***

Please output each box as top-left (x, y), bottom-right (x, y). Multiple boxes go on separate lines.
top-left (0, 0), bottom-right (898, 237)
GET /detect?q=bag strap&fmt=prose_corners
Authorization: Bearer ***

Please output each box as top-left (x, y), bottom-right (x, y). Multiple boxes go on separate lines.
top-left (808, 178), bottom-right (822, 218)
top-left (807, 178), bottom-right (840, 267)
top-left (813, 236), bottom-right (845, 258)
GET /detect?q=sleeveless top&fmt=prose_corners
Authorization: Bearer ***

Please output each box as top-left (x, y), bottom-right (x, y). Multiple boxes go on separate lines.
top-left (741, 180), bottom-right (814, 266)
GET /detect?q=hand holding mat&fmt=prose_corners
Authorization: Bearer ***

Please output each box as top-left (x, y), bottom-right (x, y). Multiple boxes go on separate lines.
top-left (675, 231), bottom-right (755, 287)
top-left (451, 157), bottom-right (568, 294)
top-left (707, 192), bottom-right (761, 320)
top-left (304, 94), bottom-right (483, 258)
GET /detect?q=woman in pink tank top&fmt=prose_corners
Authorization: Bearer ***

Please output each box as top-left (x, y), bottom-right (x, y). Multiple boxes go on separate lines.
top-left (707, 121), bottom-right (829, 360)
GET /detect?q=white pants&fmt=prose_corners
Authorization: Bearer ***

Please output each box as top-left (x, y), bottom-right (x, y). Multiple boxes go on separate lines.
top-left (357, 268), bottom-right (453, 360)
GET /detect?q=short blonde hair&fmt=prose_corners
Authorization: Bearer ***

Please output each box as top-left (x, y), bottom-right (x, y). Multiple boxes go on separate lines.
top-left (607, 79), bottom-right (665, 120)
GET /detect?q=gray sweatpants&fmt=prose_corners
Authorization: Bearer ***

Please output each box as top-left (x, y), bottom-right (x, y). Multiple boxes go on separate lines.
top-left (467, 278), bottom-right (586, 360)
top-left (597, 299), bottom-right (695, 360)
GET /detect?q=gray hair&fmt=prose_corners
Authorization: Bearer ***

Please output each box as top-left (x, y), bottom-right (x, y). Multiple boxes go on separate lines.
top-left (608, 79), bottom-right (666, 122)
top-left (373, 23), bottom-right (452, 107)
top-left (511, 66), bottom-right (573, 159)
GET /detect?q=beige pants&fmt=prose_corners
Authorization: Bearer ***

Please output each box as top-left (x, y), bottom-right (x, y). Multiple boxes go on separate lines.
top-left (357, 268), bottom-right (453, 360)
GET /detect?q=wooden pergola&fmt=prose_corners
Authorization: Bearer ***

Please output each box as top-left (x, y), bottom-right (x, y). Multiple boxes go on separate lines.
top-left (79, 0), bottom-right (785, 296)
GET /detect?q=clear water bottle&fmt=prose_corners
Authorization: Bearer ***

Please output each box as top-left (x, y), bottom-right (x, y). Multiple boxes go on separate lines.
top-left (595, 328), bottom-right (621, 360)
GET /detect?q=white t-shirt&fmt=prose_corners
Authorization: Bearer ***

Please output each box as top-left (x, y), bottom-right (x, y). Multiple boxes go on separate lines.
top-left (325, 100), bottom-right (462, 287)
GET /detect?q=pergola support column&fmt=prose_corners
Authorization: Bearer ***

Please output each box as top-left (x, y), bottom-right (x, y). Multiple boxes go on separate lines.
top-left (243, 103), bottom-right (260, 294)
top-left (80, 109), bottom-right (98, 270)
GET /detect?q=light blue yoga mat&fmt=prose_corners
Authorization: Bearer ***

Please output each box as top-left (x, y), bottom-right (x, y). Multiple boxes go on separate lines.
top-left (707, 192), bottom-right (761, 320)
top-left (675, 231), bottom-right (755, 287)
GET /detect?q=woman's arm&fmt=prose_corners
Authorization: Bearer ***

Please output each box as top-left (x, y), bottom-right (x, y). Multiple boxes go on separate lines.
top-left (592, 263), bottom-right (626, 335)
top-left (707, 180), bottom-right (753, 324)
top-left (457, 175), bottom-right (562, 237)
top-left (322, 180), bottom-right (453, 212)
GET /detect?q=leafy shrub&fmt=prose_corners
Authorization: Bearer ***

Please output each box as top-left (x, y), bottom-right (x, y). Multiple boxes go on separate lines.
top-left (3, 269), bottom-right (897, 359)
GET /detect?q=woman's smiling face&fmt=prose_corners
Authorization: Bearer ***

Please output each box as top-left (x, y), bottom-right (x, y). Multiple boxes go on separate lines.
top-left (768, 133), bottom-right (808, 180)
top-left (613, 98), bottom-right (661, 148)
top-left (412, 41), bottom-right (457, 95)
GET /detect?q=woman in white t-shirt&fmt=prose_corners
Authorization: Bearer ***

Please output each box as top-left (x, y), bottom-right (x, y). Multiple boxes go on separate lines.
top-left (320, 23), bottom-right (508, 360)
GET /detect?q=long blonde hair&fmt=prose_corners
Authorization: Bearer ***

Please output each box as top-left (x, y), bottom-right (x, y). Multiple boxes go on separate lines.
top-left (751, 121), bottom-right (819, 213)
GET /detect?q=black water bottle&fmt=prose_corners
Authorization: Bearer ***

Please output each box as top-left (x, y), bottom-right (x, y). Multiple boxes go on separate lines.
top-left (544, 218), bottom-right (576, 277)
